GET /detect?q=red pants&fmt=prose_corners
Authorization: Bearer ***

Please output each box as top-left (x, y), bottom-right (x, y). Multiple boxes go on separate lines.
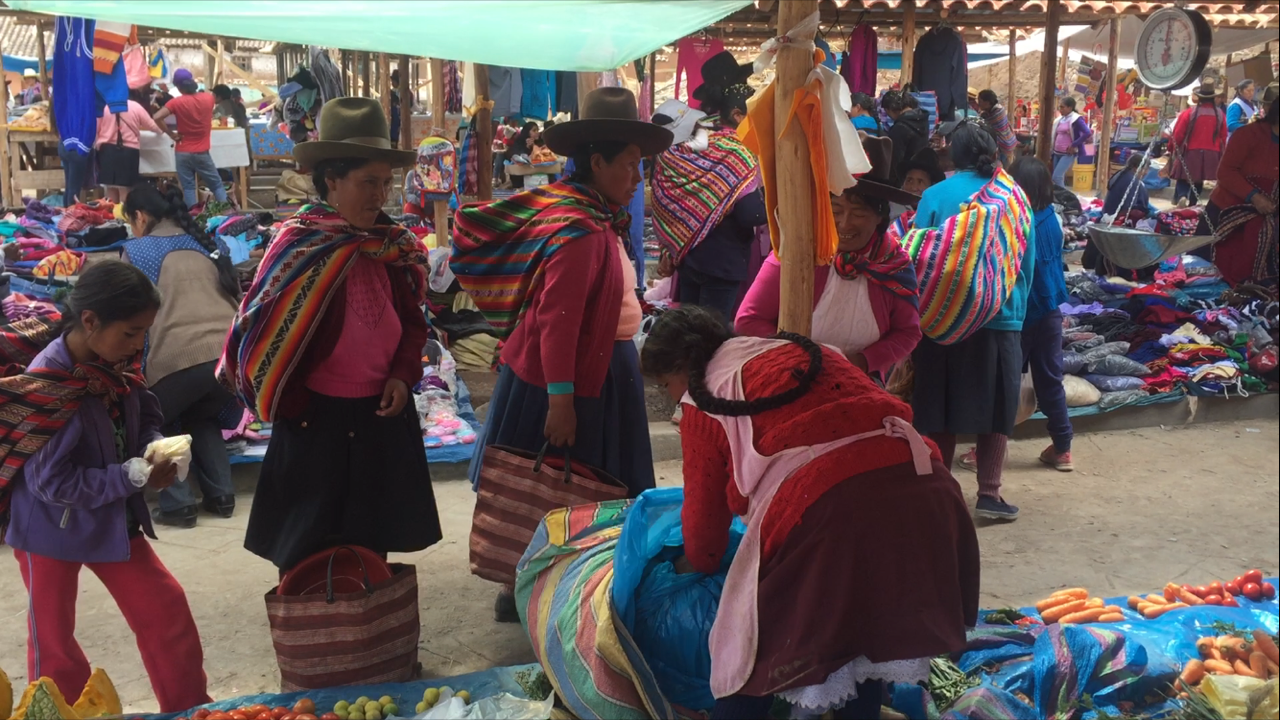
top-left (13, 536), bottom-right (212, 713)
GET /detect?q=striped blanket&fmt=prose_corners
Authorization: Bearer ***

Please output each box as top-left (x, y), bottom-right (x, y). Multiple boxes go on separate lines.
top-left (651, 129), bottom-right (759, 264)
top-left (216, 204), bottom-right (429, 422)
top-left (450, 181), bottom-right (629, 338)
top-left (516, 501), bottom-right (678, 720)
top-left (887, 169), bottom-right (1031, 345)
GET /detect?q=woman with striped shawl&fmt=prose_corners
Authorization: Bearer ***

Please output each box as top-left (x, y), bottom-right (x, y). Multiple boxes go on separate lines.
top-left (451, 88), bottom-right (673, 623)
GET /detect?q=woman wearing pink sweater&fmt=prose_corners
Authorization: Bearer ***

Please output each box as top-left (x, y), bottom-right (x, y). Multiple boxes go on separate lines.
top-left (736, 136), bottom-right (922, 380)
top-left (96, 90), bottom-right (171, 202)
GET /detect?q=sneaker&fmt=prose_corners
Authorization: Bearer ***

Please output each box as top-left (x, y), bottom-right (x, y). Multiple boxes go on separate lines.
top-left (1039, 446), bottom-right (1075, 472)
top-left (975, 496), bottom-right (1020, 521)
top-left (152, 505), bottom-right (198, 529)
top-left (201, 494), bottom-right (236, 518)
top-left (956, 449), bottom-right (978, 473)
top-left (494, 588), bottom-right (520, 624)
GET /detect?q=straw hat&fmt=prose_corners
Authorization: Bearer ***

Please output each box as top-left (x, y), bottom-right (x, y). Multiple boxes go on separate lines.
top-left (22, 68), bottom-right (38, 79)
top-left (652, 99), bottom-right (707, 146)
top-left (292, 97), bottom-right (417, 170)
top-left (542, 88), bottom-right (673, 157)
top-left (848, 136), bottom-right (920, 206)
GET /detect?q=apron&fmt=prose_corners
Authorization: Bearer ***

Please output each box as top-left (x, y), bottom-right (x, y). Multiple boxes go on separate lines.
top-left (687, 336), bottom-right (934, 699)
top-left (810, 269), bottom-right (881, 359)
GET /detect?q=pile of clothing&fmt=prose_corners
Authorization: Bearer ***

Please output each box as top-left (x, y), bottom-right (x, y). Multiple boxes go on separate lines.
top-left (1057, 255), bottom-right (1277, 412)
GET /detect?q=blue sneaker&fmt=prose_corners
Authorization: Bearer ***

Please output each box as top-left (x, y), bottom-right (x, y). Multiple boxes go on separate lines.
top-left (975, 496), bottom-right (1020, 521)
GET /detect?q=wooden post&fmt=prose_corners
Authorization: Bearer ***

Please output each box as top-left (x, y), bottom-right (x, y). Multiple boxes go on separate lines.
top-left (35, 21), bottom-right (48, 91)
top-left (214, 39), bottom-right (225, 84)
top-left (205, 39), bottom-right (217, 88)
top-left (1059, 38), bottom-right (1070, 88)
top-left (1008, 31), bottom-right (1017, 107)
top-left (1036, 0), bottom-right (1062, 164)
top-left (378, 54), bottom-right (391, 115)
top-left (648, 52), bottom-right (658, 117)
top-left (900, 2), bottom-right (917, 87)
top-left (775, 0), bottom-right (818, 336)
top-left (1095, 18), bottom-right (1121, 195)
top-left (429, 58), bottom-right (449, 238)
top-left (361, 52), bottom-right (371, 98)
top-left (399, 55), bottom-right (413, 150)
top-left (474, 64), bottom-right (493, 201)
top-left (340, 50), bottom-right (349, 95)
top-left (0, 25), bottom-right (9, 107)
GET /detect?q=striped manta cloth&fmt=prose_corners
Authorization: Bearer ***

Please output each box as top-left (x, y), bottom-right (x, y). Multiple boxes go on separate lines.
top-left (216, 204), bottom-right (429, 422)
top-left (887, 169), bottom-right (1031, 345)
top-left (651, 129), bottom-right (759, 264)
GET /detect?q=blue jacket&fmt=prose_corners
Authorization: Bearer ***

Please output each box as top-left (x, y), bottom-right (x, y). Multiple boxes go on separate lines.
top-left (1023, 207), bottom-right (1068, 327)
top-left (1102, 168), bottom-right (1150, 218)
top-left (1226, 97), bottom-right (1256, 135)
top-left (915, 170), bottom-right (989, 229)
top-left (4, 337), bottom-right (165, 563)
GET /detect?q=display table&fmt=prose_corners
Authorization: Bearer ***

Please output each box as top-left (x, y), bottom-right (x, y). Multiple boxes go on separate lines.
top-left (0, 127), bottom-right (63, 205)
top-left (249, 119), bottom-right (295, 160)
top-left (139, 129), bottom-right (251, 207)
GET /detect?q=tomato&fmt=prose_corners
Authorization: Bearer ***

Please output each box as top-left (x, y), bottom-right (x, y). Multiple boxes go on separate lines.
top-left (1243, 569), bottom-right (1264, 586)
top-left (1222, 594), bottom-right (1240, 608)
top-left (293, 699), bottom-right (317, 716)
top-left (1242, 582), bottom-right (1264, 601)
top-left (320, 714), bottom-right (341, 720)
top-left (1225, 581), bottom-right (1241, 596)
top-left (1203, 594), bottom-right (1223, 605)
top-left (1263, 583), bottom-right (1277, 600)
top-left (1234, 576), bottom-right (1248, 589)
top-left (1208, 581), bottom-right (1223, 596)
top-left (1193, 585), bottom-right (1211, 598)
top-left (255, 713), bottom-right (273, 720)
top-left (271, 709), bottom-right (291, 720)
top-left (280, 715), bottom-right (297, 720)
top-left (228, 712), bottom-right (250, 720)
top-left (246, 706), bottom-right (270, 717)
top-left (194, 711), bottom-right (212, 720)
top-left (207, 713), bottom-right (232, 720)
top-left (295, 715), bottom-right (319, 720)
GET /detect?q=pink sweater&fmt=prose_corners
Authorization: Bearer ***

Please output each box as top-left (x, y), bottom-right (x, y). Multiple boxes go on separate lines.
top-left (96, 100), bottom-right (165, 150)
top-left (735, 254), bottom-right (922, 377)
top-left (305, 257), bottom-right (403, 398)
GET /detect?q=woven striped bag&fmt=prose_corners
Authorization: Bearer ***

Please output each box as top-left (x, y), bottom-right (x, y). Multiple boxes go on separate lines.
top-left (887, 169), bottom-right (1032, 345)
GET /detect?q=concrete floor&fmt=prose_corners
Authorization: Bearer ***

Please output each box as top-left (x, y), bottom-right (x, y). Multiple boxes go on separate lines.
top-left (1, 420), bottom-right (1276, 713)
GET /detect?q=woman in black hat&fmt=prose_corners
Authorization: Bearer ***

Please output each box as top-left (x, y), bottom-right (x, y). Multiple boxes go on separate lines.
top-left (737, 136), bottom-right (922, 381)
top-left (1170, 81), bottom-right (1228, 207)
top-left (451, 87), bottom-right (673, 621)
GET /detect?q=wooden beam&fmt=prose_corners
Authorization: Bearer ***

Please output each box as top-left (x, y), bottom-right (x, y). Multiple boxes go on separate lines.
top-left (900, 2), bottom-right (917, 87)
top-left (776, 0), bottom-right (818, 336)
top-left (474, 64), bottom-right (493, 202)
top-left (1095, 17), bottom-right (1120, 196)
top-left (429, 58), bottom-right (449, 241)
top-left (1008, 31), bottom-right (1018, 107)
top-left (400, 55), bottom-right (413, 151)
top-left (648, 52), bottom-right (658, 117)
top-left (201, 44), bottom-right (276, 100)
top-left (379, 54), bottom-right (391, 119)
top-left (35, 20), bottom-right (48, 89)
top-left (340, 50), bottom-right (350, 95)
top-left (1036, 0), bottom-right (1062, 164)
top-left (0, 23), bottom-right (9, 108)
top-left (361, 52), bottom-right (371, 98)
top-left (205, 38), bottom-right (217, 87)
top-left (1058, 37), bottom-right (1071, 88)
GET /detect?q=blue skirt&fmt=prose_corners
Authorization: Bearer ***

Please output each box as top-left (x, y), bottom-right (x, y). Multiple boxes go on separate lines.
top-left (468, 341), bottom-right (655, 497)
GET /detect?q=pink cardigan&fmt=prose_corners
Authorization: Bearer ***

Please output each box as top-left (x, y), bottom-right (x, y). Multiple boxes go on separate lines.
top-left (96, 100), bottom-right (165, 150)
top-left (735, 254), bottom-right (922, 377)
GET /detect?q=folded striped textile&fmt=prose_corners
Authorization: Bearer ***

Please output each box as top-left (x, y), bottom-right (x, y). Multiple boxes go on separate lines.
top-left (887, 169), bottom-right (1031, 345)
top-left (651, 129), bottom-right (759, 264)
top-left (93, 21), bottom-right (133, 74)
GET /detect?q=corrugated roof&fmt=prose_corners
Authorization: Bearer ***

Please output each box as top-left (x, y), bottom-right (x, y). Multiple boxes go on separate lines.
top-left (745, 0), bottom-right (1279, 27)
top-left (0, 13), bottom-right (52, 59)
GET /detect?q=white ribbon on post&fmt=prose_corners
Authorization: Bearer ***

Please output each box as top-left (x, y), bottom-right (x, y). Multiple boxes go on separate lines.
top-left (752, 10), bottom-right (821, 74)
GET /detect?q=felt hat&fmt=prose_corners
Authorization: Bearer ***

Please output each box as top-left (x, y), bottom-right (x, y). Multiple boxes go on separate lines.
top-left (22, 68), bottom-right (38, 79)
top-left (292, 96), bottom-right (417, 170)
top-left (899, 148), bottom-right (947, 186)
top-left (652, 98), bottom-right (707, 146)
top-left (848, 135), bottom-right (920, 206)
top-left (542, 87), bottom-right (673, 157)
top-left (691, 50), bottom-right (755, 105)
top-left (1194, 80), bottom-right (1219, 100)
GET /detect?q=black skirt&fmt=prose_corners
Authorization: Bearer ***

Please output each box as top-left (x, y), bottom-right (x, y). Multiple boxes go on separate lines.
top-left (97, 143), bottom-right (141, 187)
top-left (245, 393), bottom-right (443, 570)
top-left (911, 329), bottom-right (1022, 437)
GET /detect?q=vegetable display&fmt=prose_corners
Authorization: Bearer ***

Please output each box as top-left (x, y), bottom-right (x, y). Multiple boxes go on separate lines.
top-left (10, 669), bottom-right (121, 719)
top-left (1033, 588), bottom-right (1125, 624)
top-left (1178, 628), bottom-right (1280, 687)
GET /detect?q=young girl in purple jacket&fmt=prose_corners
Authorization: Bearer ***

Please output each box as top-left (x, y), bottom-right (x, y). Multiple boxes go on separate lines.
top-left (1, 261), bottom-right (211, 713)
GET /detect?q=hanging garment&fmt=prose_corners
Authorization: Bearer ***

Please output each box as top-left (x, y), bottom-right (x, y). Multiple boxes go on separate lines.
top-left (95, 52), bottom-right (129, 114)
top-left (840, 24), bottom-right (878, 96)
top-left (92, 20), bottom-right (131, 74)
top-left (520, 69), bottom-right (556, 121)
top-left (674, 36), bottom-right (725, 107)
top-left (912, 27), bottom-right (968, 121)
top-left (555, 70), bottom-right (578, 117)
top-left (308, 46), bottom-right (345, 108)
top-left (814, 37), bottom-right (839, 72)
top-left (54, 17), bottom-right (98, 156)
top-left (148, 46), bottom-right (169, 80)
top-left (488, 66), bottom-right (523, 120)
top-left (444, 61), bottom-right (462, 114)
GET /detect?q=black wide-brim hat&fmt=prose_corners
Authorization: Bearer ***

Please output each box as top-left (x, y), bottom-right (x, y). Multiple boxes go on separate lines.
top-left (847, 135), bottom-right (921, 206)
top-left (542, 87), bottom-right (674, 157)
top-left (899, 148), bottom-right (947, 186)
top-left (691, 50), bottom-right (755, 104)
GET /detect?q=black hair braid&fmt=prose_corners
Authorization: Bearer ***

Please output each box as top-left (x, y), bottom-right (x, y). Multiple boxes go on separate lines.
top-left (158, 183), bottom-right (242, 301)
top-left (686, 332), bottom-right (825, 418)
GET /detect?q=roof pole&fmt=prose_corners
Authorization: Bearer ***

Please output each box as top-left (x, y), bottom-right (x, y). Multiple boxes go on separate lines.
top-left (361, 52), bottom-right (371, 98)
top-left (430, 57), bottom-right (449, 240)
top-left (1008, 31), bottom-right (1017, 108)
top-left (400, 54), bottom-right (413, 150)
top-left (775, 0), bottom-right (818, 336)
top-left (35, 20), bottom-right (48, 91)
top-left (1095, 17), bottom-right (1121, 196)
top-left (899, 2), bottom-right (917, 88)
top-left (379, 53), bottom-right (391, 118)
top-left (473, 64), bottom-right (493, 202)
top-left (1035, 0), bottom-right (1062, 164)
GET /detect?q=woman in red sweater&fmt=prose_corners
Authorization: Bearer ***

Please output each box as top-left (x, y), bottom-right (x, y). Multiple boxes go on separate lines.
top-left (1170, 82), bottom-right (1228, 207)
top-left (1208, 91), bottom-right (1278, 288)
top-left (641, 306), bottom-right (980, 720)
top-left (452, 88), bottom-right (673, 622)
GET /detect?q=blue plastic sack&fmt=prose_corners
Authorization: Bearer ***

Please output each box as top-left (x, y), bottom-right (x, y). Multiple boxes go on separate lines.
top-left (1082, 373), bottom-right (1146, 392)
top-left (611, 488), bottom-right (744, 712)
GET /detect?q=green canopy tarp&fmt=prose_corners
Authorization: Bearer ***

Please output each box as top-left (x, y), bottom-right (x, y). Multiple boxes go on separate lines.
top-left (9, 0), bottom-right (752, 71)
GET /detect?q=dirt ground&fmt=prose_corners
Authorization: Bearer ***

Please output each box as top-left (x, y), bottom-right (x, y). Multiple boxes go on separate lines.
top-left (1, 420), bottom-right (1276, 713)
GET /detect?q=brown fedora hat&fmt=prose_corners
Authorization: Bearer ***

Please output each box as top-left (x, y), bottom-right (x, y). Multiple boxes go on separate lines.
top-left (1194, 80), bottom-right (1220, 100)
top-left (543, 87), bottom-right (674, 157)
top-left (847, 135), bottom-right (921, 206)
top-left (293, 97), bottom-right (417, 170)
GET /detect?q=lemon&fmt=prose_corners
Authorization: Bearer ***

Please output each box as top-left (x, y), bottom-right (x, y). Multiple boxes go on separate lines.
top-left (422, 688), bottom-right (441, 706)
top-left (335, 711), bottom-right (349, 720)
top-left (348, 712), bottom-right (364, 720)
top-left (365, 701), bottom-right (382, 714)
top-left (457, 690), bottom-right (471, 704)
top-left (355, 697), bottom-right (371, 707)
top-left (366, 711), bottom-right (381, 720)
top-left (378, 696), bottom-right (394, 707)
top-left (335, 701), bottom-right (351, 713)
top-left (415, 701), bottom-right (427, 714)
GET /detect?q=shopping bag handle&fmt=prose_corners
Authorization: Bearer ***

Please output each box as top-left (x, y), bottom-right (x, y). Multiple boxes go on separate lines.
top-left (533, 443), bottom-right (573, 485)
top-left (326, 546), bottom-right (375, 603)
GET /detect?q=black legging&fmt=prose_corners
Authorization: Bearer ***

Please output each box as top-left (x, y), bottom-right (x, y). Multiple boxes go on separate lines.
top-left (711, 680), bottom-right (883, 720)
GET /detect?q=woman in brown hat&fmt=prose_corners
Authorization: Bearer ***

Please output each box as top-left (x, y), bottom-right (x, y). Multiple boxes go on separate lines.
top-left (451, 87), bottom-right (672, 621)
top-left (220, 97), bottom-right (442, 571)
top-left (736, 135), bottom-right (922, 381)
top-left (1170, 81), bottom-right (1228, 207)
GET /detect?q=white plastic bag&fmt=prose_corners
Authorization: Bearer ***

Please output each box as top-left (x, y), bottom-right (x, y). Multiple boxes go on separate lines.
top-left (414, 688), bottom-right (554, 720)
top-left (143, 434), bottom-right (193, 483)
top-left (644, 276), bottom-right (674, 304)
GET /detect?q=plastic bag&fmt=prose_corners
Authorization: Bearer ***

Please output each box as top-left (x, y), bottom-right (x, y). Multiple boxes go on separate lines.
top-left (1063, 375), bottom-right (1101, 407)
top-left (1098, 389), bottom-right (1148, 410)
top-left (144, 434), bottom-right (193, 483)
top-left (1087, 354), bottom-right (1152, 377)
top-left (1082, 374), bottom-right (1146, 392)
top-left (1081, 341), bottom-right (1131, 364)
top-left (1061, 352), bottom-right (1086, 375)
top-left (1200, 675), bottom-right (1278, 720)
top-left (1015, 373), bottom-right (1037, 425)
top-left (418, 688), bottom-right (555, 720)
top-left (644, 276), bottom-right (674, 304)
top-left (1068, 335), bottom-right (1106, 352)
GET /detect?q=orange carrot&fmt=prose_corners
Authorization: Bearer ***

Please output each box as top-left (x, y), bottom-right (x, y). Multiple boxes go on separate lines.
top-left (1142, 602), bottom-right (1188, 619)
top-left (1098, 613), bottom-right (1126, 623)
top-left (1041, 599), bottom-right (1089, 623)
top-left (1035, 594), bottom-right (1080, 612)
top-left (1249, 652), bottom-right (1268, 679)
top-left (1218, 636), bottom-right (1250, 660)
top-left (1128, 596), bottom-right (1146, 610)
top-left (1085, 597), bottom-right (1105, 609)
top-left (1145, 594), bottom-right (1169, 605)
top-left (1253, 630), bottom-right (1280, 665)
top-left (1234, 659), bottom-right (1260, 679)
top-left (1165, 584), bottom-right (1205, 606)
top-left (1267, 659), bottom-right (1279, 677)
top-left (1203, 659), bottom-right (1235, 675)
top-left (1207, 647), bottom-right (1225, 662)
top-left (1196, 637), bottom-right (1216, 658)
top-left (1180, 659), bottom-right (1206, 686)
top-left (1050, 588), bottom-right (1089, 600)
top-left (1060, 608), bottom-right (1111, 624)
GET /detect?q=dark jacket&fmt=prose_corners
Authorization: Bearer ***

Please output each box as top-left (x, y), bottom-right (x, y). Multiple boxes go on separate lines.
top-left (887, 109), bottom-right (931, 184)
top-left (1102, 168), bottom-right (1150, 218)
top-left (680, 188), bottom-right (768, 282)
top-left (912, 27), bottom-right (967, 120)
top-left (5, 337), bottom-right (165, 563)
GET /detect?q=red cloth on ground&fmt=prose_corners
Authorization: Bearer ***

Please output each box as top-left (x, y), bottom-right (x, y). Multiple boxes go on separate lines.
top-left (13, 536), bottom-right (211, 713)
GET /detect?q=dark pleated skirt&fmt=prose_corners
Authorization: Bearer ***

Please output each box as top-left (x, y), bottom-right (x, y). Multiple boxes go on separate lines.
top-left (468, 341), bottom-right (654, 498)
top-left (245, 393), bottom-right (442, 571)
top-left (911, 329), bottom-right (1022, 437)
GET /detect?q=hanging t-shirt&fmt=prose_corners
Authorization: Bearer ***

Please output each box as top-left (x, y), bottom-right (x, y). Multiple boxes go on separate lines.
top-left (674, 36), bottom-right (724, 109)
top-left (166, 92), bottom-right (215, 153)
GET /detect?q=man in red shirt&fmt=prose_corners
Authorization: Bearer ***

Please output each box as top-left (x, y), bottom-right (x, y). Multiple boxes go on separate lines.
top-left (153, 68), bottom-right (229, 207)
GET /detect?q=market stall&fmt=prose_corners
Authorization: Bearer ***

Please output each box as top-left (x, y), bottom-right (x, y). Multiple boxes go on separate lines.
top-left (138, 128), bottom-right (252, 208)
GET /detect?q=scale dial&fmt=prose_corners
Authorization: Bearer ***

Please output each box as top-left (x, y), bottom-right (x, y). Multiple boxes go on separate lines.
top-left (1134, 7), bottom-right (1212, 91)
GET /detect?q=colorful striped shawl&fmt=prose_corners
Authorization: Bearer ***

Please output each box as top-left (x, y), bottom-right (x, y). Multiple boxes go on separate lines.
top-left (216, 204), bottom-right (429, 422)
top-left (651, 129), bottom-right (759, 264)
top-left (450, 181), bottom-right (630, 339)
top-left (833, 231), bottom-right (920, 309)
top-left (887, 170), bottom-right (1031, 345)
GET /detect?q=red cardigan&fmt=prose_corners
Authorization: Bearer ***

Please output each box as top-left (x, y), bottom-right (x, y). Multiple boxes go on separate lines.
top-left (680, 344), bottom-right (941, 574)
top-left (276, 265), bottom-right (428, 419)
top-left (500, 228), bottom-right (624, 397)
top-left (1210, 121), bottom-right (1279, 207)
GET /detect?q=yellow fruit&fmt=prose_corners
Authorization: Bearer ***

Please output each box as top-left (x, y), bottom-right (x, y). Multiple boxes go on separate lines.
top-left (415, 702), bottom-right (427, 714)
top-left (383, 704), bottom-right (398, 716)
top-left (335, 700), bottom-right (350, 713)
top-left (1, 667), bottom-right (12, 720)
top-left (13, 678), bottom-right (77, 719)
top-left (378, 696), bottom-right (393, 707)
top-left (456, 690), bottom-right (471, 704)
top-left (72, 668), bottom-right (122, 718)
top-left (355, 696), bottom-right (371, 707)
top-left (366, 712), bottom-right (382, 720)
top-left (365, 701), bottom-right (381, 714)
top-left (422, 688), bottom-right (440, 707)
